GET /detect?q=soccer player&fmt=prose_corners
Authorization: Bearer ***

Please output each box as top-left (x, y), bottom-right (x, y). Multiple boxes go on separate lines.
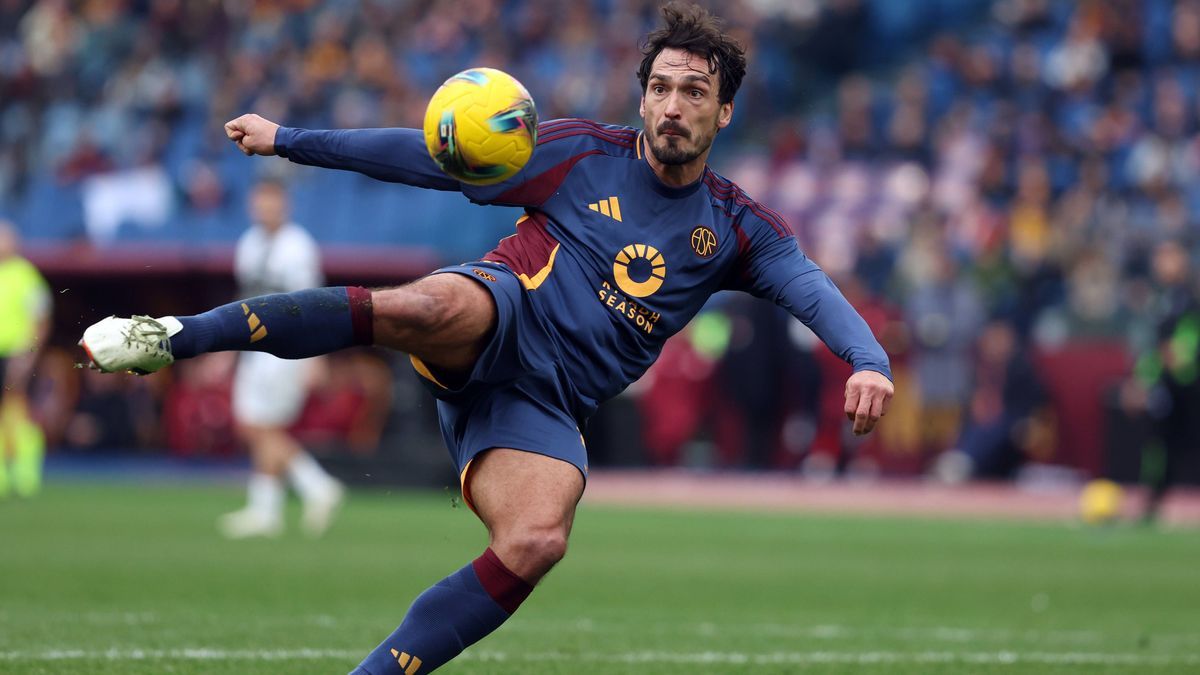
top-left (0, 220), bottom-right (51, 499)
top-left (81, 4), bottom-right (894, 673)
top-left (219, 179), bottom-right (344, 539)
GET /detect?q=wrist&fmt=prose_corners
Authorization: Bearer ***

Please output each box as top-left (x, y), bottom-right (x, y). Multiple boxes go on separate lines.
top-left (273, 126), bottom-right (293, 158)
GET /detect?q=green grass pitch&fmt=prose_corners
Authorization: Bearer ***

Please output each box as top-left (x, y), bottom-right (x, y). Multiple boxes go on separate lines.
top-left (2, 481), bottom-right (1199, 674)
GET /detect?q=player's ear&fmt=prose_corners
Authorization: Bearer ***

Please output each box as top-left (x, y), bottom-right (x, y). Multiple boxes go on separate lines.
top-left (718, 100), bottom-right (734, 129)
top-left (639, 96), bottom-right (646, 119)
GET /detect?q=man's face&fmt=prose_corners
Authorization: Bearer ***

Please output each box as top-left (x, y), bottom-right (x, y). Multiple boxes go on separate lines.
top-left (1153, 240), bottom-right (1189, 286)
top-left (250, 184), bottom-right (287, 232)
top-left (640, 47), bottom-right (733, 167)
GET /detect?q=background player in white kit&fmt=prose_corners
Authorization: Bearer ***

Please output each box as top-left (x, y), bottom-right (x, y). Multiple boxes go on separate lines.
top-left (220, 179), bottom-right (343, 539)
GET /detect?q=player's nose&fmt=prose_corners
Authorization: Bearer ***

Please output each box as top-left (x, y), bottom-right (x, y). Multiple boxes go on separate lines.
top-left (663, 92), bottom-right (683, 118)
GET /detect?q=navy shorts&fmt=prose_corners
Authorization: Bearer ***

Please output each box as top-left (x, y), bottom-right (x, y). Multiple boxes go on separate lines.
top-left (410, 262), bottom-right (588, 506)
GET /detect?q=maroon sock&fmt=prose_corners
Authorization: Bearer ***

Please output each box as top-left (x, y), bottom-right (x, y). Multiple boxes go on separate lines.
top-left (471, 547), bottom-right (534, 614)
top-left (346, 286), bottom-right (374, 345)
top-left (351, 548), bottom-right (534, 674)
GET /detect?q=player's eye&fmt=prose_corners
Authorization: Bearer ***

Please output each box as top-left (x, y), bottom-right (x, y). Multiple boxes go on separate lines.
top-left (653, 85), bottom-right (666, 95)
top-left (690, 89), bottom-right (703, 98)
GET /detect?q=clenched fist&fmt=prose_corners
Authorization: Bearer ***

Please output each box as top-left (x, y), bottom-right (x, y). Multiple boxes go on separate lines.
top-left (844, 370), bottom-right (894, 436)
top-left (224, 114), bottom-right (280, 156)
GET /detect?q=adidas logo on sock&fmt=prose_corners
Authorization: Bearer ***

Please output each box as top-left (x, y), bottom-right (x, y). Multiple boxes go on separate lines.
top-left (389, 649), bottom-right (423, 674)
top-left (241, 303), bottom-right (268, 343)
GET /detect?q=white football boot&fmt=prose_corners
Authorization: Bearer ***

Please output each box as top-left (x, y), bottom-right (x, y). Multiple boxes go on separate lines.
top-left (218, 508), bottom-right (284, 540)
top-left (80, 315), bottom-right (183, 375)
top-left (301, 482), bottom-right (345, 538)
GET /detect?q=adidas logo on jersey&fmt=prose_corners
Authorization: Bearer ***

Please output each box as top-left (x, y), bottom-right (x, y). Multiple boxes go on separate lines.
top-left (586, 196), bottom-right (623, 222)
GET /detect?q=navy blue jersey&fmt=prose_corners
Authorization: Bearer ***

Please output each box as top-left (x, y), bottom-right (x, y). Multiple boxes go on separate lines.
top-left (275, 119), bottom-right (891, 412)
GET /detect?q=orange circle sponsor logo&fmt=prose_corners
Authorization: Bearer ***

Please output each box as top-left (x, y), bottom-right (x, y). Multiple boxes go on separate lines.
top-left (613, 244), bottom-right (666, 298)
top-left (690, 226), bottom-right (717, 258)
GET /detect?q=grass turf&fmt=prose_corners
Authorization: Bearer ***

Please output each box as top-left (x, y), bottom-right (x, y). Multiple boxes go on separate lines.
top-left (1, 482), bottom-right (1198, 674)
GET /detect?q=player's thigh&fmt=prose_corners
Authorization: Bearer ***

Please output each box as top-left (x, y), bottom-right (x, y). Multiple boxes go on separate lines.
top-left (372, 273), bottom-right (496, 369)
top-left (466, 448), bottom-right (585, 577)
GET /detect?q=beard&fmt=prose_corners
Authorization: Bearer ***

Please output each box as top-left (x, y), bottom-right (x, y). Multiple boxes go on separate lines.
top-left (649, 121), bottom-right (715, 166)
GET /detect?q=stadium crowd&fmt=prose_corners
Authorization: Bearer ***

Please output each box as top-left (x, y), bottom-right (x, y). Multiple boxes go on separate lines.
top-left (2, 0), bottom-right (1199, 487)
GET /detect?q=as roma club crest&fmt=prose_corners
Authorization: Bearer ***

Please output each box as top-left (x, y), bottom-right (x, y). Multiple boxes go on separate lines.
top-left (690, 226), bottom-right (718, 258)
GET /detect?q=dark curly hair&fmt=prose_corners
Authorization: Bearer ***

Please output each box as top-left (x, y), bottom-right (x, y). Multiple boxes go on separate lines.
top-left (636, 3), bottom-right (747, 105)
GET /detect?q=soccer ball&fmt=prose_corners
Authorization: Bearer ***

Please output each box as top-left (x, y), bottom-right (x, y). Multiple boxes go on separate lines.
top-left (1079, 479), bottom-right (1124, 525)
top-left (423, 67), bottom-right (538, 186)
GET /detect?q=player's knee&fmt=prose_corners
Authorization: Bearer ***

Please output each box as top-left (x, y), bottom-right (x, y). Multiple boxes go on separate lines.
top-left (504, 526), bottom-right (569, 572)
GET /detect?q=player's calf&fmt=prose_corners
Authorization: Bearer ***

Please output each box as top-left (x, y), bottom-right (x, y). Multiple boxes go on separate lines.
top-left (80, 287), bottom-right (374, 373)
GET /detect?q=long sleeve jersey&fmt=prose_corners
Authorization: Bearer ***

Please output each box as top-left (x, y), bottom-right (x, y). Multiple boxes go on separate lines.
top-left (275, 119), bottom-right (891, 413)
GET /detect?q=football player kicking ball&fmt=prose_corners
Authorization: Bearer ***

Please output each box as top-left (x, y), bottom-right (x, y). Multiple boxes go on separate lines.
top-left (81, 4), bottom-right (893, 673)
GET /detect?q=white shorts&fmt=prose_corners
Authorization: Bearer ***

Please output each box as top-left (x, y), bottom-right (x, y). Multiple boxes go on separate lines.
top-left (232, 352), bottom-right (312, 427)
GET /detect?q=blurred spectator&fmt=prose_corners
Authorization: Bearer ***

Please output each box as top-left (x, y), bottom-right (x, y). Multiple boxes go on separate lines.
top-left (162, 353), bottom-right (238, 458)
top-left (933, 317), bottom-right (1054, 482)
top-left (64, 367), bottom-right (156, 451)
top-left (714, 298), bottom-right (808, 469)
top-left (293, 350), bottom-right (394, 454)
top-left (637, 310), bottom-right (729, 466)
top-left (901, 238), bottom-right (985, 459)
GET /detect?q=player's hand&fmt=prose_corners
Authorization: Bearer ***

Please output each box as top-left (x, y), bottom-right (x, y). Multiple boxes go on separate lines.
top-left (844, 370), bottom-right (893, 436)
top-left (224, 114), bottom-right (279, 156)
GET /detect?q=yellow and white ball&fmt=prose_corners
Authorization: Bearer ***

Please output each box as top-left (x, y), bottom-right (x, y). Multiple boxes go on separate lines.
top-left (423, 67), bottom-right (538, 185)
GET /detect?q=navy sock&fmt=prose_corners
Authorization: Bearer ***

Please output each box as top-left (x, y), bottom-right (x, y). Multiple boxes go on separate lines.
top-left (350, 548), bottom-right (533, 675)
top-left (169, 287), bottom-right (373, 359)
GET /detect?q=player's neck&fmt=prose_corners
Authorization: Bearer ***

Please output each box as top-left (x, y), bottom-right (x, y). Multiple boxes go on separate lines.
top-left (642, 137), bottom-right (708, 187)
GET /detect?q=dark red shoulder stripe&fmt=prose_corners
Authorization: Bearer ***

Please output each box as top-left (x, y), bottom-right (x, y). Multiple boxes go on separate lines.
top-left (540, 117), bottom-right (636, 135)
top-left (539, 124), bottom-right (633, 143)
top-left (538, 128), bottom-right (635, 149)
top-left (752, 207), bottom-right (790, 238)
top-left (539, 122), bottom-right (636, 145)
top-left (538, 119), bottom-right (635, 145)
top-left (745, 201), bottom-right (790, 237)
top-left (492, 149), bottom-right (604, 206)
top-left (703, 174), bottom-right (790, 238)
top-left (539, 117), bottom-right (587, 129)
top-left (539, 131), bottom-right (634, 149)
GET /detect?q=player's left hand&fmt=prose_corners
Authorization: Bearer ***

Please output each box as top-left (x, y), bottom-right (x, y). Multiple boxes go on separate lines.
top-left (844, 370), bottom-right (893, 436)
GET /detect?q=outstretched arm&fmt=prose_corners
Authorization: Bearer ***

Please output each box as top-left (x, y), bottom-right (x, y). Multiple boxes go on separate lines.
top-left (224, 114), bottom-right (459, 190)
top-left (727, 217), bottom-right (893, 436)
top-left (775, 269), bottom-right (894, 436)
top-left (224, 115), bottom-right (631, 207)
